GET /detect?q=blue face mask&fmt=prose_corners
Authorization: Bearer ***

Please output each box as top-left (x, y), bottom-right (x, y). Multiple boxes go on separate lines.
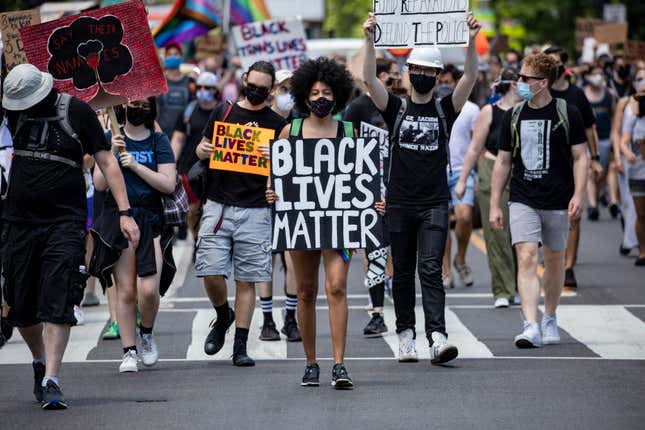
top-left (164, 56), bottom-right (182, 70)
top-left (516, 82), bottom-right (536, 101)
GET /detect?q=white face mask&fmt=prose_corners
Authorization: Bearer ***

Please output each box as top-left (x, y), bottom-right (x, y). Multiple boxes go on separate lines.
top-left (635, 78), bottom-right (645, 94)
top-left (587, 74), bottom-right (604, 87)
top-left (276, 93), bottom-right (294, 112)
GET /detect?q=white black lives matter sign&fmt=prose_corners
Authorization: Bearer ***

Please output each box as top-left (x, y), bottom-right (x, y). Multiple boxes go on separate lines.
top-left (271, 137), bottom-right (382, 251)
top-left (373, 0), bottom-right (470, 48)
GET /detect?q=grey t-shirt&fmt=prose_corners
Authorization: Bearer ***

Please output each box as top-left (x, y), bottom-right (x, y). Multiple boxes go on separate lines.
top-left (622, 104), bottom-right (645, 180)
top-left (157, 75), bottom-right (192, 137)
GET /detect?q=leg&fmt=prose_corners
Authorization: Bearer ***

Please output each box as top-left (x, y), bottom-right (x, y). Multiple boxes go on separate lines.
top-left (187, 202), bottom-right (201, 239)
top-left (107, 284), bottom-right (118, 323)
top-left (234, 281), bottom-right (256, 329)
top-left (442, 227), bottom-right (451, 279)
top-left (515, 242), bottom-right (540, 323)
top-left (18, 324), bottom-right (45, 360)
top-left (564, 223), bottom-right (580, 270)
top-left (634, 196), bottom-right (645, 259)
top-left (290, 250), bottom-right (321, 365)
top-left (542, 247), bottom-right (565, 316)
top-left (607, 161), bottom-right (620, 206)
top-left (453, 204), bottom-right (473, 266)
top-left (388, 207), bottom-right (419, 335)
top-left (204, 276), bottom-right (228, 307)
top-left (43, 323), bottom-right (71, 378)
top-left (619, 167), bottom-right (639, 249)
top-left (416, 206), bottom-right (449, 338)
top-left (136, 237), bottom-right (162, 330)
top-left (112, 244), bottom-right (138, 350)
top-left (322, 250), bottom-right (350, 364)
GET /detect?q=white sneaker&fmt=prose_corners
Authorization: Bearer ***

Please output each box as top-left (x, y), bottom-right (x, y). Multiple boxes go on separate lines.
top-left (397, 329), bottom-right (418, 362)
top-left (454, 262), bottom-right (474, 287)
top-left (430, 331), bottom-right (458, 364)
top-left (541, 314), bottom-right (561, 345)
top-left (119, 350), bottom-right (139, 373)
top-left (73, 306), bottom-right (85, 326)
top-left (442, 272), bottom-right (454, 289)
top-left (140, 333), bottom-right (159, 367)
top-left (514, 321), bottom-right (542, 348)
top-left (494, 297), bottom-right (510, 308)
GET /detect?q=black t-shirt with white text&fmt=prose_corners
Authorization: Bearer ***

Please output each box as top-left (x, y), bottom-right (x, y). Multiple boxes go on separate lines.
top-left (4, 94), bottom-right (109, 224)
top-left (202, 102), bottom-right (286, 208)
top-left (550, 85), bottom-right (596, 129)
top-left (381, 93), bottom-right (457, 206)
top-left (344, 94), bottom-right (388, 131)
top-left (498, 99), bottom-right (587, 210)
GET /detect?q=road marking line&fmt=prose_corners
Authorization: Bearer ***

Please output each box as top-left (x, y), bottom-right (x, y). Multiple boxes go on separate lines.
top-left (542, 305), bottom-right (645, 360)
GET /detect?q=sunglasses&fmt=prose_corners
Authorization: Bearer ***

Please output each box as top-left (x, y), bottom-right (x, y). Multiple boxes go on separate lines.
top-left (518, 74), bottom-right (545, 82)
top-left (407, 65), bottom-right (438, 77)
top-left (197, 85), bottom-right (216, 91)
top-left (247, 82), bottom-right (271, 93)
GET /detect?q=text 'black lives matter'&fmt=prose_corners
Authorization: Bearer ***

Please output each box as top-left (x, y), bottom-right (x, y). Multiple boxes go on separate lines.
top-left (271, 138), bottom-right (383, 251)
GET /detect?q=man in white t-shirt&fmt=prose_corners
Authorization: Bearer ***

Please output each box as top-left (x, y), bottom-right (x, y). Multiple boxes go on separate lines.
top-left (437, 65), bottom-right (480, 289)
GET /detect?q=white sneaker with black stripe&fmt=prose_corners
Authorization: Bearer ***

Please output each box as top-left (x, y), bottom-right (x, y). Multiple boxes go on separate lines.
top-left (430, 332), bottom-right (458, 364)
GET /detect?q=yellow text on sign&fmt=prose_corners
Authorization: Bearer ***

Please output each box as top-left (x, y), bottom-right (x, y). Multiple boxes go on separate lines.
top-left (209, 121), bottom-right (274, 176)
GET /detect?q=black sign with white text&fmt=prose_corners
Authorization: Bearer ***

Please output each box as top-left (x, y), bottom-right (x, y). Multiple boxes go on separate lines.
top-left (271, 137), bottom-right (382, 251)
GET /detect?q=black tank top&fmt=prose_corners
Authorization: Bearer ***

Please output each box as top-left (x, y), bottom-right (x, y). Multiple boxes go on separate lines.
top-left (293, 119), bottom-right (347, 138)
top-left (485, 104), bottom-right (507, 156)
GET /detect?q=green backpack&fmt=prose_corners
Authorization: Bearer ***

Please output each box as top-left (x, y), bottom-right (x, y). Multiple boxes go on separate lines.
top-left (510, 98), bottom-right (569, 157)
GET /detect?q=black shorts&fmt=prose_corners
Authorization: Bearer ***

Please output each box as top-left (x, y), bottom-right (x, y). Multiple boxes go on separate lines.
top-left (1, 221), bottom-right (87, 327)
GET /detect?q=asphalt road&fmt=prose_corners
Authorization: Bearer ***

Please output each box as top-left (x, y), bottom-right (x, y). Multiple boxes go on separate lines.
top-left (1, 208), bottom-right (644, 429)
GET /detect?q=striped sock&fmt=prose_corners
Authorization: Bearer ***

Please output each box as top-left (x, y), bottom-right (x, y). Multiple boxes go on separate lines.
top-left (285, 293), bottom-right (298, 320)
top-left (260, 296), bottom-right (273, 323)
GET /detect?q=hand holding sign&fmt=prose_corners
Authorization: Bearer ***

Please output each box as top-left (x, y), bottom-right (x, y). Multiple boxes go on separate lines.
top-left (466, 11), bottom-right (481, 40)
top-left (364, 12), bottom-right (376, 42)
top-left (209, 122), bottom-right (274, 176)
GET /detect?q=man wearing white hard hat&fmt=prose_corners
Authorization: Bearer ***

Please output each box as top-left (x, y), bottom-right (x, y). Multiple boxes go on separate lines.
top-left (363, 11), bottom-right (482, 365)
top-left (171, 71), bottom-right (220, 240)
top-left (1, 64), bottom-right (139, 410)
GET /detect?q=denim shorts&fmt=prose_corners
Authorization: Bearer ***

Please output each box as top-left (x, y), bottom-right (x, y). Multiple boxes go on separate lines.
top-left (508, 202), bottom-right (569, 251)
top-left (447, 169), bottom-right (476, 208)
top-left (195, 200), bottom-right (272, 282)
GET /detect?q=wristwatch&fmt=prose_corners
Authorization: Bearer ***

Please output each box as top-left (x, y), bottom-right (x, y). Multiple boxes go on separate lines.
top-left (118, 208), bottom-right (134, 217)
top-left (591, 155), bottom-right (600, 161)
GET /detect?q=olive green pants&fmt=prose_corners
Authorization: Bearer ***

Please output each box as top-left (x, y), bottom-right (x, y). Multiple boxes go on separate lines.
top-left (476, 157), bottom-right (517, 300)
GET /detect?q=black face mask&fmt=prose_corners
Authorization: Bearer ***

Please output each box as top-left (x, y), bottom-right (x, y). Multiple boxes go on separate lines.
top-left (244, 84), bottom-right (270, 106)
top-left (410, 74), bottom-right (436, 94)
top-left (126, 107), bottom-right (148, 126)
top-left (617, 66), bottom-right (630, 80)
top-left (307, 97), bottom-right (335, 118)
top-left (557, 64), bottom-right (566, 79)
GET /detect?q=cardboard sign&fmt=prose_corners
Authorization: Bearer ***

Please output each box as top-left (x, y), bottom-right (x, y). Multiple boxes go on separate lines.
top-left (593, 22), bottom-right (628, 45)
top-left (625, 40), bottom-right (645, 63)
top-left (360, 121), bottom-right (389, 198)
top-left (209, 121), bottom-right (274, 176)
top-left (232, 18), bottom-right (307, 71)
top-left (19, 0), bottom-right (167, 109)
top-left (0, 9), bottom-right (40, 71)
top-left (575, 18), bottom-right (602, 49)
top-left (373, 0), bottom-right (470, 48)
top-left (194, 33), bottom-right (225, 60)
top-left (271, 137), bottom-right (382, 251)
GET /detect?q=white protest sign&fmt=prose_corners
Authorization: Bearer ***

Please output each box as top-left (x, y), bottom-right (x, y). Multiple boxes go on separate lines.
top-left (373, 0), bottom-right (470, 49)
top-left (603, 4), bottom-right (626, 23)
top-left (233, 18), bottom-right (307, 72)
top-left (360, 122), bottom-right (389, 198)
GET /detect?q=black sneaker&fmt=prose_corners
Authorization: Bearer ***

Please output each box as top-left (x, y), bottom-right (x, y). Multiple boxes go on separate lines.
top-left (635, 257), bottom-right (645, 267)
top-left (204, 308), bottom-right (235, 356)
top-left (363, 312), bottom-right (387, 338)
top-left (564, 268), bottom-right (577, 289)
top-left (331, 363), bottom-right (354, 390)
top-left (0, 332), bottom-right (5, 349)
top-left (301, 363), bottom-right (320, 387)
top-left (610, 204), bottom-right (620, 219)
top-left (281, 316), bottom-right (302, 342)
top-left (232, 338), bottom-right (255, 367)
top-left (259, 320), bottom-right (280, 341)
top-left (1, 318), bottom-right (13, 342)
top-left (32, 362), bottom-right (45, 403)
top-left (587, 207), bottom-right (599, 221)
top-left (41, 380), bottom-right (67, 410)
top-left (619, 245), bottom-right (632, 256)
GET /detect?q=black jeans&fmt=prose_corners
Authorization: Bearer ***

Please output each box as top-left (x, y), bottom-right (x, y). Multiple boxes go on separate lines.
top-left (387, 204), bottom-right (449, 342)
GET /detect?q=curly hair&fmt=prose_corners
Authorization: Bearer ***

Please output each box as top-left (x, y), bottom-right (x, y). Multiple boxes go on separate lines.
top-left (290, 57), bottom-right (354, 115)
top-left (524, 53), bottom-right (558, 86)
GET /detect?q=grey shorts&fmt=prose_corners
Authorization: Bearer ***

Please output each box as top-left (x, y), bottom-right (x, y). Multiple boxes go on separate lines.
top-left (195, 200), bottom-right (272, 282)
top-left (508, 202), bottom-right (569, 251)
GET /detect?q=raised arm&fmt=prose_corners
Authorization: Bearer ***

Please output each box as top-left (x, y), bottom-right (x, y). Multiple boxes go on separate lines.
top-left (455, 105), bottom-right (492, 199)
top-left (362, 12), bottom-right (388, 112)
top-left (451, 12), bottom-right (481, 113)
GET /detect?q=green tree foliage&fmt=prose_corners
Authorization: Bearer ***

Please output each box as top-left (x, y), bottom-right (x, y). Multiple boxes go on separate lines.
top-left (323, 0), bottom-right (373, 38)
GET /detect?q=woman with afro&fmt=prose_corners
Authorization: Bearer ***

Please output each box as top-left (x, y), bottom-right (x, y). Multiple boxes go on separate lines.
top-left (266, 57), bottom-right (358, 389)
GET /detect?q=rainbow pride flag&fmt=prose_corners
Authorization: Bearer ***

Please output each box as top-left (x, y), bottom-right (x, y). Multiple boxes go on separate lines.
top-left (153, 0), bottom-right (221, 47)
top-left (230, 0), bottom-right (271, 26)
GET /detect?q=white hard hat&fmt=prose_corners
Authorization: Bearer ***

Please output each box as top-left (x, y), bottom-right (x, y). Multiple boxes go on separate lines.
top-left (196, 71), bottom-right (219, 87)
top-left (2, 64), bottom-right (54, 111)
top-left (275, 69), bottom-right (293, 85)
top-left (406, 47), bottom-right (444, 69)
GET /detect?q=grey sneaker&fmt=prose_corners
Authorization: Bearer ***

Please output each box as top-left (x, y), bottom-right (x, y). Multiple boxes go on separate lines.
top-left (541, 314), bottom-right (561, 345)
top-left (259, 320), bottom-right (280, 341)
top-left (430, 331), bottom-right (458, 364)
top-left (454, 262), bottom-right (474, 286)
top-left (514, 321), bottom-right (542, 348)
top-left (331, 363), bottom-right (354, 389)
top-left (140, 333), bottom-right (159, 367)
top-left (397, 329), bottom-right (418, 362)
top-left (41, 380), bottom-right (67, 410)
